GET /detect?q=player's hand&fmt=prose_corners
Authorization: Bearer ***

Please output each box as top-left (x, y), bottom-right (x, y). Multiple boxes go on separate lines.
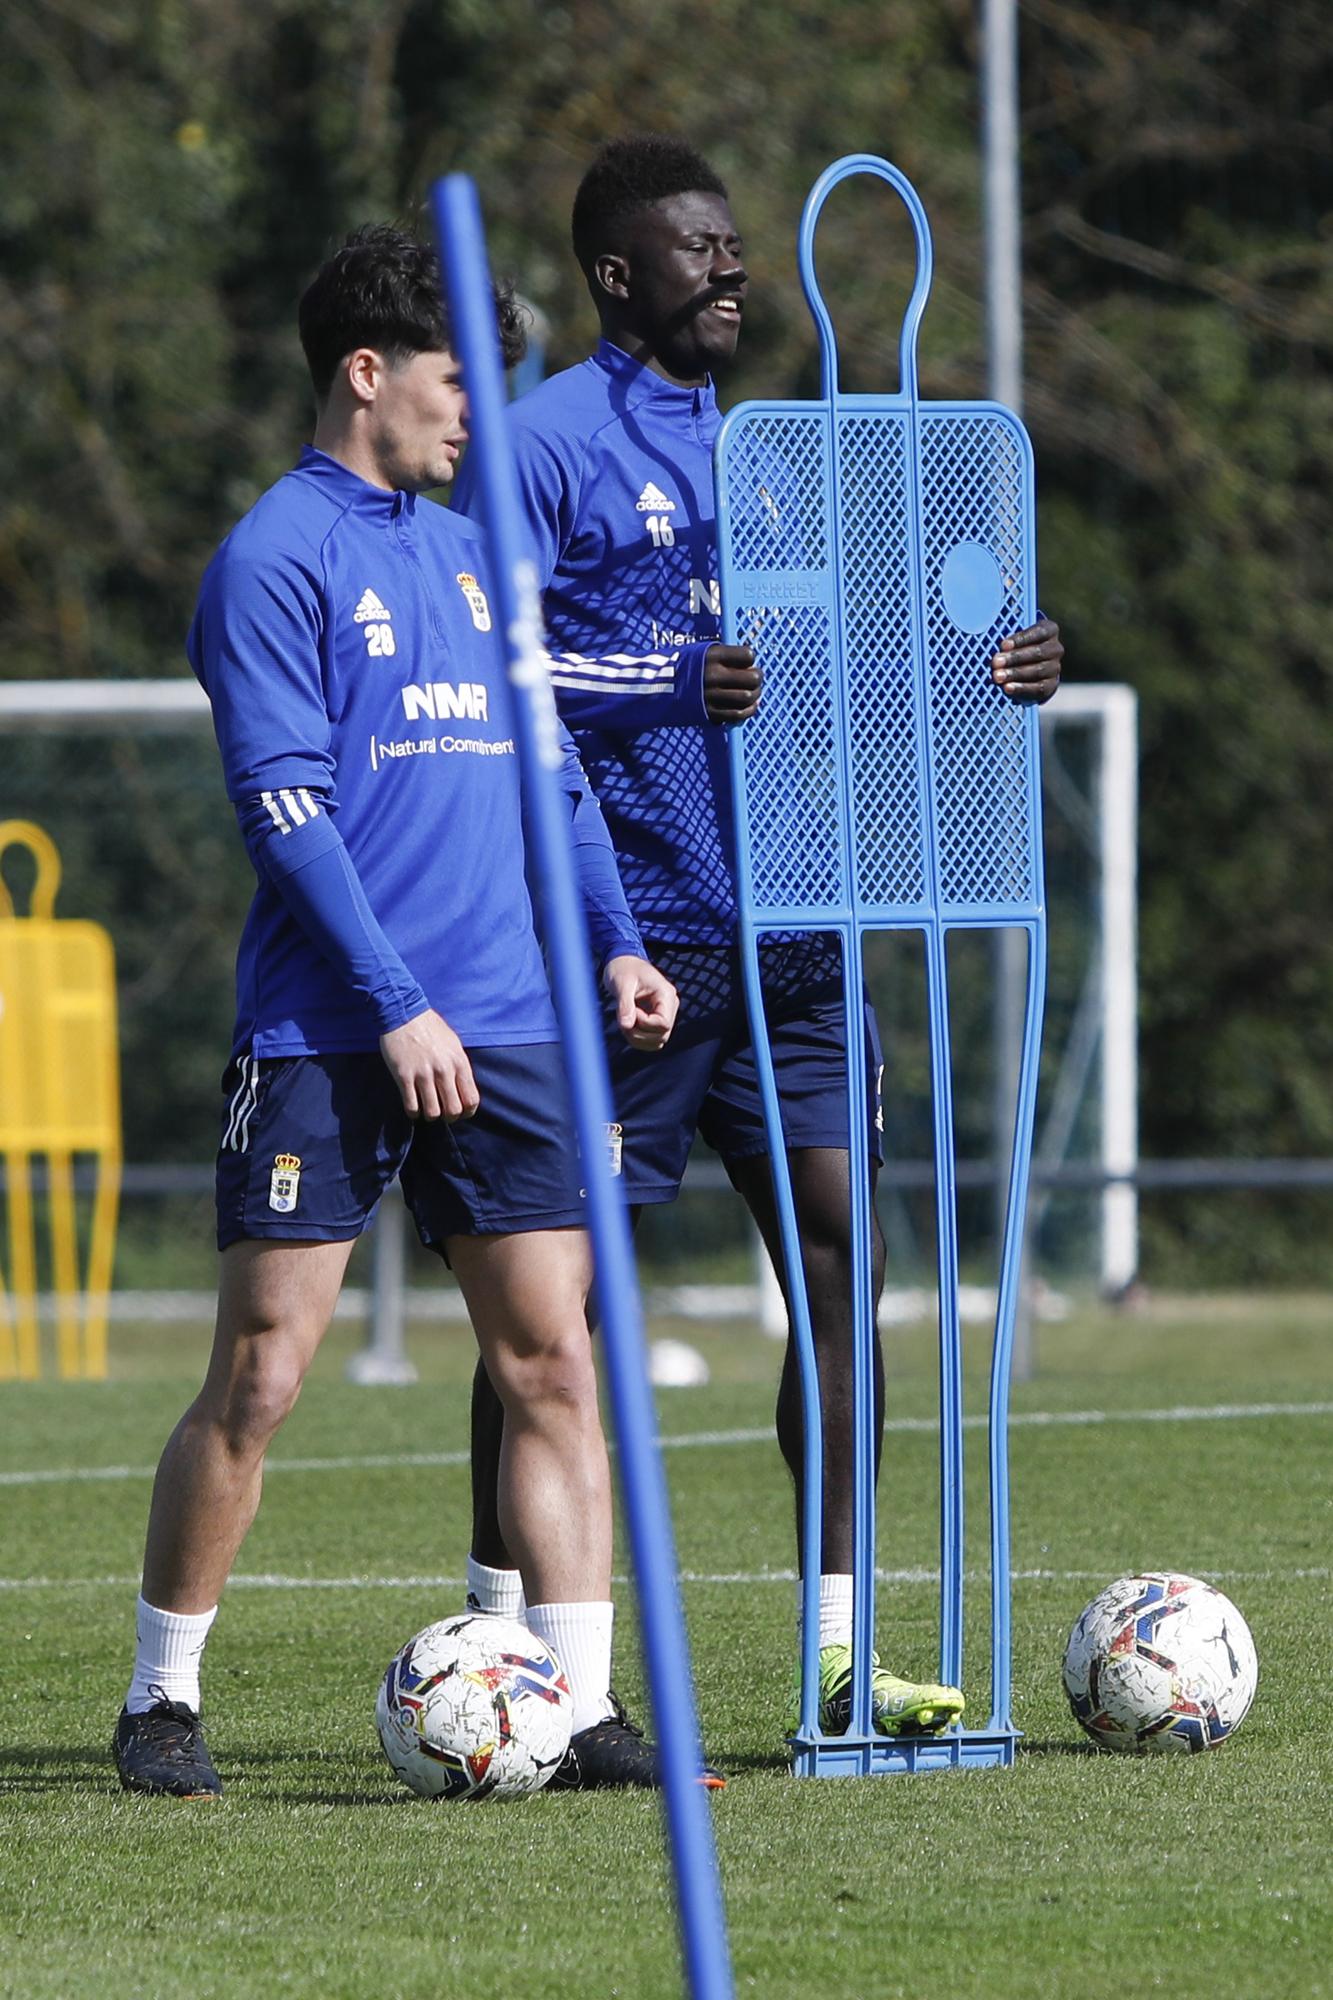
top-left (603, 955), bottom-right (679, 1053)
top-left (991, 618), bottom-right (1063, 705)
top-left (703, 643), bottom-right (762, 724)
top-left (379, 1009), bottom-right (480, 1121)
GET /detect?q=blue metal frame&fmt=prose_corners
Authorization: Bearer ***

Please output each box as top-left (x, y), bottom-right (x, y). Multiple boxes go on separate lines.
top-left (433, 177), bottom-right (733, 1992)
top-left (716, 156), bottom-right (1047, 1777)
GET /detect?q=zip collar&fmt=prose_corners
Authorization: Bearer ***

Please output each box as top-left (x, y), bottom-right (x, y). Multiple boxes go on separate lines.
top-left (293, 444), bottom-right (418, 521)
top-left (589, 338), bottom-right (718, 422)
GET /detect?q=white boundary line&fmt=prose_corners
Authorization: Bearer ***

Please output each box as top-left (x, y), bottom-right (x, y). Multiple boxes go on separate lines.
top-left (0, 1565), bottom-right (1327, 1593)
top-left (2, 1400), bottom-right (1330, 1491)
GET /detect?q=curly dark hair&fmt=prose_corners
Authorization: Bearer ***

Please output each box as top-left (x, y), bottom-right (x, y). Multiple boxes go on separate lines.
top-left (571, 135), bottom-right (728, 273)
top-left (298, 222), bottom-right (527, 398)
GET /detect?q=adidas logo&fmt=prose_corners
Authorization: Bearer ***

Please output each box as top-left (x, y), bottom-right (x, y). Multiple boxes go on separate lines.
top-left (635, 482), bottom-right (676, 513)
top-left (354, 587), bottom-right (392, 624)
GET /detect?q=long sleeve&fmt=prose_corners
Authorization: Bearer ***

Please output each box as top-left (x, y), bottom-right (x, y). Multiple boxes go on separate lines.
top-left (232, 794), bottom-right (428, 1033)
top-left (546, 637), bottom-right (712, 732)
top-left (189, 542), bottom-right (337, 800)
top-left (553, 725), bottom-right (645, 969)
top-left (192, 539), bottom-right (427, 1033)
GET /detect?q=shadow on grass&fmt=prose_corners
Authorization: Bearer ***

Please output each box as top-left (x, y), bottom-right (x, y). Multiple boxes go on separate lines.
top-left (0, 1742), bottom-right (409, 1805)
top-left (0, 1744), bottom-right (117, 1790)
top-left (711, 1748), bottom-right (791, 1776)
top-left (213, 1745), bottom-right (403, 1805)
top-left (1016, 1738), bottom-right (1103, 1759)
top-left (0, 1739), bottom-right (821, 1802)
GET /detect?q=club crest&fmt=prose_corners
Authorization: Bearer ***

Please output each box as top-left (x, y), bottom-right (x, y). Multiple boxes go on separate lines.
top-left (269, 1152), bottom-right (302, 1213)
top-left (455, 572), bottom-right (492, 632)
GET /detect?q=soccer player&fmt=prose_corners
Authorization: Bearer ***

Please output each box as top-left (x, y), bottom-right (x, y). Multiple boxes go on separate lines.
top-left (454, 138), bottom-right (1063, 1741)
top-left (111, 223), bottom-right (714, 1799)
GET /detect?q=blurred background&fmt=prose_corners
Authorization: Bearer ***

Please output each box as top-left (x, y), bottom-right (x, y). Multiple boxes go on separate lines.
top-left (1, 0), bottom-right (1330, 1341)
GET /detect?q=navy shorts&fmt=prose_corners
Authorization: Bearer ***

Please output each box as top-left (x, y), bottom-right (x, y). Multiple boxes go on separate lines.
top-left (605, 934), bottom-right (884, 1204)
top-left (215, 1044), bottom-right (586, 1251)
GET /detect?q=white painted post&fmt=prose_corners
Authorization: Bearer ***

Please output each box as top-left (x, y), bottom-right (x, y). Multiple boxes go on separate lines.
top-left (982, 0), bottom-right (1034, 1365)
top-left (346, 1190), bottom-right (418, 1385)
top-left (1043, 686), bottom-right (1140, 1294)
top-left (1099, 686), bottom-right (1139, 1292)
top-left (982, 0), bottom-right (1023, 415)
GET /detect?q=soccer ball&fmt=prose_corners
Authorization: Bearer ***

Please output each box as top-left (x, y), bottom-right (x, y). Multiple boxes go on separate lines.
top-left (376, 1613), bottom-right (573, 1800)
top-left (1062, 1572), bottom-right (1258, 1755)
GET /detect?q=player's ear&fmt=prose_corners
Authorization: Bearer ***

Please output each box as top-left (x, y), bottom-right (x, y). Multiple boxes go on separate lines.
top-left (344, 347), bottom-right (383, 405)
top-left (592, 252), bottom-right (630, 303)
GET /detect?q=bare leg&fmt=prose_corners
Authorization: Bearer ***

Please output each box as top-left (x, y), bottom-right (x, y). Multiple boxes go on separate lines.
top-left (141, 1238), bottom-right (355, 1611)
top-left (469, 1351), bottom-right (509, 1569)
top-left (467, 1209), bottom-right (643, 1573)
top-left (450, 1227), bottom-right (610, 1607)
top-left (728, 1147), bottom-right (886, 1575)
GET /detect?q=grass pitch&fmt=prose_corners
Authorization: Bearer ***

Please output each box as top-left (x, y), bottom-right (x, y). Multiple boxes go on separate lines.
top-left (1, 1296), bottom-right (1329, 1999)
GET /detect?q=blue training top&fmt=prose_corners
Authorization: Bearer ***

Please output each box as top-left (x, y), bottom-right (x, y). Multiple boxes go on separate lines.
top-left (453, 339), bottom-right (733, 946)
top-left (190, 446), bottom-right (643, 1060)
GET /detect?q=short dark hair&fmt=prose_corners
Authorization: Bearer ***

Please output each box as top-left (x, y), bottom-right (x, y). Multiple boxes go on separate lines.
top-left (298, 222), bottom-right (527, 399)
top-left (571, 136), bottom-right (728, 273)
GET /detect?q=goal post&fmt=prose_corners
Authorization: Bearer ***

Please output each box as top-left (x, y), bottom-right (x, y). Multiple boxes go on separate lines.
top-left (1039, 684), bottom-right (1138, 1296)
top-left (1, 676), bottom-right (1139, 1344)
top-left (0, 680), bottom-right (212, 729)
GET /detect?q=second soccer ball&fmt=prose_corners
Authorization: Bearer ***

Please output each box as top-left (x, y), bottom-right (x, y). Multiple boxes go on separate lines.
top-left (1062, 1572), bottom-right (1258, 1754)
top-left (376, 1613), bottom-right (573, 1800)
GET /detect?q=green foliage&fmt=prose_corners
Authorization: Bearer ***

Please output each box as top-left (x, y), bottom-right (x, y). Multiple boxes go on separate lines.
top-left (2, 0), bottom-right (1330, 1277)
top-left (1018, 0), bottom-right (1333, 1202)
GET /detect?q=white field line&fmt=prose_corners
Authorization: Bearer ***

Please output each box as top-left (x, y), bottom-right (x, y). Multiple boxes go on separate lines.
top-left (0, 1447), bottom-right (471, 1489)
top-left (9, 1283), bottom-right (1006, 1327)
top-left (2, 1400), bottom-right (1330, 1492)
top-left (1, 1565), bottom-right (1327, 1593)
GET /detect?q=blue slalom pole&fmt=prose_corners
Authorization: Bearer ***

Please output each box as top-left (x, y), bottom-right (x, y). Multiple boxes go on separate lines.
top-left (432, 175), bottom-right (733, 2000)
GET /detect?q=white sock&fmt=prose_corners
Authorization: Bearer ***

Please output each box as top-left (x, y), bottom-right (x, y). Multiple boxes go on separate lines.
top-left (466, 1555), bottom-right (526, 1621)
top-left (798, 1574), bottom-right (856, 1652)
top-left (526, 1601), bottom-right (615, 1735)
top-left (125, 1595), bottom-right (218, 1714)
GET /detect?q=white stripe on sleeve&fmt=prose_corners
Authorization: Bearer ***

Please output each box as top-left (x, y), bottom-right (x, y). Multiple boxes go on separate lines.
top-left (548, 658), bottom-right (676, 688)
top-left (549, 676), bottom-right (674, 697)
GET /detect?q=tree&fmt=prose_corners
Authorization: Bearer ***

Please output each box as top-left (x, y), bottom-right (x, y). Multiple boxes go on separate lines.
top-left (2, 0), bottom-right (1329, 1276)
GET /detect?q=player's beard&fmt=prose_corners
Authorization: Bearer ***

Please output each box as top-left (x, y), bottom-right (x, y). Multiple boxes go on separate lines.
top-left (658, 299), bottom-right (741, 380)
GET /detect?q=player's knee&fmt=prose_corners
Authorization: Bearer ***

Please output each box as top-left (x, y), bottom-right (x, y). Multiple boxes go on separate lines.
top-left (526, 1342), bottom-right (599, 1415)
top-left (210, 1337), bottom-right (309, 1453)
top-left (797, 1206), bottom-right (887, 1318)
top-left (800, 1234), bottom-right (855, 1324)
top-left (490, 1323), bottom-right (598, 1421)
